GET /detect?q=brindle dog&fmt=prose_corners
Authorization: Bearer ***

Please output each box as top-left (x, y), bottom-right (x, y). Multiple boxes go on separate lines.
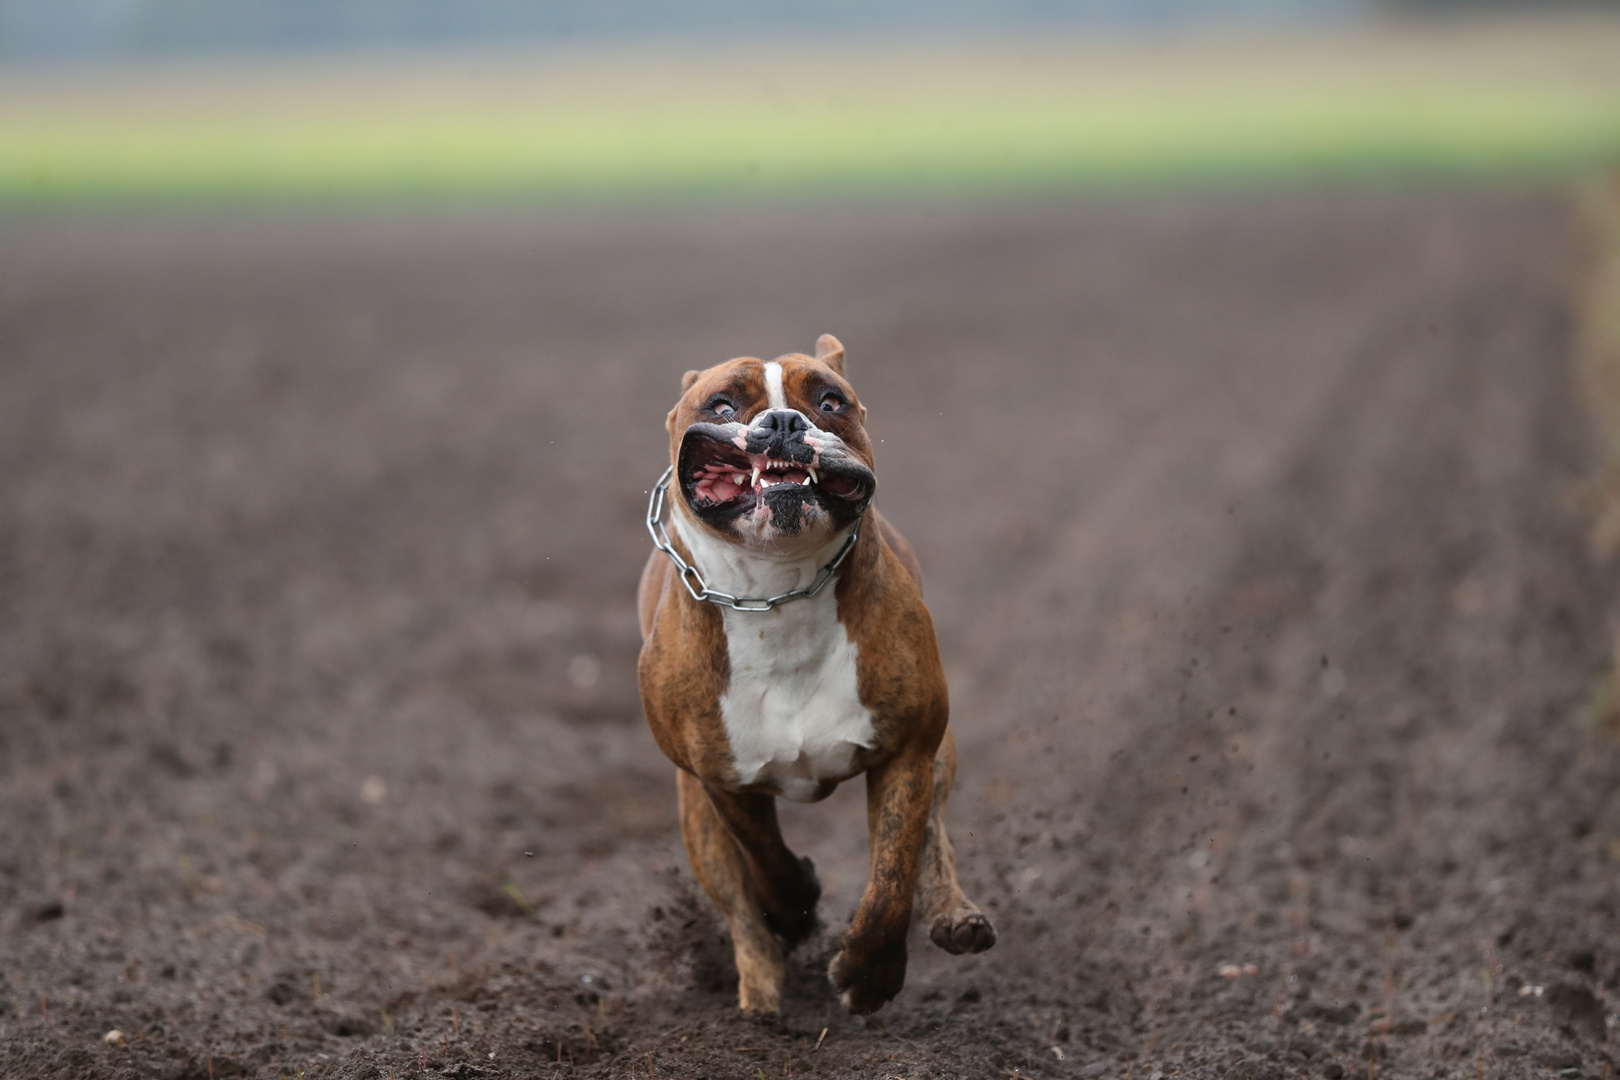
top-left (637, 335), bottom-right (995, 1016)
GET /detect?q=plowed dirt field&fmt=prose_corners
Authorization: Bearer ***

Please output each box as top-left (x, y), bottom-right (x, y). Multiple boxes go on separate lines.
top-left (3, 193), bottom-right (1618, 1079)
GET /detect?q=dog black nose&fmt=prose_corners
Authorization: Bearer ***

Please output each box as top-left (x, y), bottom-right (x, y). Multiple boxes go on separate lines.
top-left (753, 409), bottom-right (811, 437)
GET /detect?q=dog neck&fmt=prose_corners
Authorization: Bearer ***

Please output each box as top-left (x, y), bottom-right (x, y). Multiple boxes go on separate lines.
top-left (672, 500), bottom-right (855, 603)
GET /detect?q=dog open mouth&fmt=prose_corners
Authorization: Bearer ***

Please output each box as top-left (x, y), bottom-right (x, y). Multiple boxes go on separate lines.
top-left (678, 423), bottom-right (874, 520)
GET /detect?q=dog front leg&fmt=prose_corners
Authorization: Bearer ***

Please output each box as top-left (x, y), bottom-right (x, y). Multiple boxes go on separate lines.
top-left (829, 746), bottom-right (934, 1014)
top-left (701, 782), bottom-right (823, 949)
top-left (676, 769), bottom-right (786, 1013)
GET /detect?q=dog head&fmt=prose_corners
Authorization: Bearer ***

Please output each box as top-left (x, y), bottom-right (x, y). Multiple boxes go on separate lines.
top-left (666, 334), bottom-right (876, 551)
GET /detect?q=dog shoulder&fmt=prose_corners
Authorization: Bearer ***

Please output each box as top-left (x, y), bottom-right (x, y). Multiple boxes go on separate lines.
top-left (637, 550), bottom-right (737, 780)
top-left (837, 514), bottom-right (948, 750)
top-left (637, 547), bottom-right (670, 642)
top-left (872, 509), bottom-right (924, 593)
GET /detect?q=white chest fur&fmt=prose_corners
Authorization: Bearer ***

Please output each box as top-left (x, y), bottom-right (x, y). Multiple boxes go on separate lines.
top-left (675, 510), bottom-right (877, 802)
top-left (716, 587), bottom-right (875, 802)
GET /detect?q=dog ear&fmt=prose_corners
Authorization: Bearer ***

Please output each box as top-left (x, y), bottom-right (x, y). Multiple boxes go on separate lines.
top-left (669, 371), bottom-right (700, 433)
top-left (815, 334), bottom-right (845, 375)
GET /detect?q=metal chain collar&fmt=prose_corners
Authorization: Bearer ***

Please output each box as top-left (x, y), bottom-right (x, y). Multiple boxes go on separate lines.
top-left (645, 465), bottom-right (866, 612)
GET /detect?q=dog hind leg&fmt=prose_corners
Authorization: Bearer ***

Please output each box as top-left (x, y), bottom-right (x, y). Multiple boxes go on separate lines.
top-left (677, 769), bottom-right (786, 1013)
top-left (915, 726), bottom-right (997, 955)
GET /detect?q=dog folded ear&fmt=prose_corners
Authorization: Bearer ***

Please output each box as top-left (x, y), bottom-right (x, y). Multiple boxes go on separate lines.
top-left (681, 370), bottom-right (701, 392)
top-left (815, 334), bottom-right (846, 375)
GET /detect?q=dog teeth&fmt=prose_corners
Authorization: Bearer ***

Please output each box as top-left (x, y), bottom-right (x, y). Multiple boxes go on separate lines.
top-left (742, 458), bottom-right (817, 488)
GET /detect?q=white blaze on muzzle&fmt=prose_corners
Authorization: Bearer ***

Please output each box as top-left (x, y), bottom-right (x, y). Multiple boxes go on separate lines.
top-left (763, 361), bottom-right (787, 411)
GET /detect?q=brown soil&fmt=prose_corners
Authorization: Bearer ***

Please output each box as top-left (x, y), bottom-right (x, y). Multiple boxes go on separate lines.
top-left (2, 193), bottom-right (1618, 1080)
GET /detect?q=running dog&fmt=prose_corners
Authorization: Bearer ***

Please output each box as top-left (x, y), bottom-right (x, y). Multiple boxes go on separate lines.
top-left (637, 334), bottom-right (995, 1015)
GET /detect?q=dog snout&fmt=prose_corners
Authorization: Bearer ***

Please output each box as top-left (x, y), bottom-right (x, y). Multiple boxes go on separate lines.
top-left (749, 409), bottom-right (816, 457)
top-left (752, 409), bottom-right (812, 438)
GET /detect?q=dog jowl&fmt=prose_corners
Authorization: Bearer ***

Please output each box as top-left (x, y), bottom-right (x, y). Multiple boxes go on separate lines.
top-left (637, 334), bottom-right (995, 1016)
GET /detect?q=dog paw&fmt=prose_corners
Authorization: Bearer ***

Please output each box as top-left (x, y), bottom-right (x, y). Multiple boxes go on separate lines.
top-left (929, 904), bottom-right (997, 955)
top-left (764, 855), bottom-right (822, 949)
top-left (739, 1004), bottom-right (790, 1028)
top-left (766, 904), bottom-right (821, 949)
top-left (829, 939), bottom-right (907, 1016)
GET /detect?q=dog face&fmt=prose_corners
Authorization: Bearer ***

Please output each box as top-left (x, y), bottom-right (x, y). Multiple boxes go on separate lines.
top-left (667, 335), bottom-right (876, 550)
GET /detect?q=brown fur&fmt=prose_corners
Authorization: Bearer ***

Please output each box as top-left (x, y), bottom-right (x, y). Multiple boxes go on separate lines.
top-left (637, 337), bottom-right (994, 1015)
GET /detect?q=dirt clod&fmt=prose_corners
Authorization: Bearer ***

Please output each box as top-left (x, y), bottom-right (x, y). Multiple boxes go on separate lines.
top-left (1545, 985), bottom-right (1606, 1042)
top-left (29, 901), bottom-right (64, 923)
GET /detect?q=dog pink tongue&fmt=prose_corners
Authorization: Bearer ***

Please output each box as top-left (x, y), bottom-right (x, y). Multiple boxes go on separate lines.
top-left (821, 474), bottom-right (861, 498)
top-left (694, 474), bottom-right (744, 502)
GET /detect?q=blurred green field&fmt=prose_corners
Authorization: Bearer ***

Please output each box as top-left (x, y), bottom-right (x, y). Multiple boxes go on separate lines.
top-left (3, 16), bottom-right (1619, 205)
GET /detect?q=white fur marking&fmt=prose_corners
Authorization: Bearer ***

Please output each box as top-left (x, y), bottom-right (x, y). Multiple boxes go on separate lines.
top-left (718, 590), bottom-right (874, 802)
top-left (763, 361), bottom-right (787, 411)
top-left (673, 507), bottom-right (874, 802)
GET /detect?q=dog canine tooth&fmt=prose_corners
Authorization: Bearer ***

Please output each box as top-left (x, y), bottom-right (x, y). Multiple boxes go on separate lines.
top-left (808, 466), bottom-right (819, 484)
top-left (751, 465), bottom-right (762, 488)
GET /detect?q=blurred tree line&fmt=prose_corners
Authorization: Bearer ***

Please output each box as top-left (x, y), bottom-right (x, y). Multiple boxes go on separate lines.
top-left (2, 0), bottom-right (1614, 59)
top-left (2, 0), bottom-right (1365, 61)
top-left (7, 0), bottom-right (1617, 61)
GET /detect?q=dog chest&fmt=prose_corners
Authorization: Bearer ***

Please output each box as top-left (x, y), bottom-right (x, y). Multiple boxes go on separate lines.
top-left (716, 589), bottom-right (876, 803)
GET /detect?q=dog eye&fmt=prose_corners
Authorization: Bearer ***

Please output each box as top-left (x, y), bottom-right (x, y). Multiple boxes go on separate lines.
top-left (708, 398), bottom-right (736, 419)
top-left (819, 392), bottom-right (845, 414)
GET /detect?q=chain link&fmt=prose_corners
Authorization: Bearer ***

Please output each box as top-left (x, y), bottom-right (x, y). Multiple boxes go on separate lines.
top-left (645, 465), bottom-right (865, 612)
